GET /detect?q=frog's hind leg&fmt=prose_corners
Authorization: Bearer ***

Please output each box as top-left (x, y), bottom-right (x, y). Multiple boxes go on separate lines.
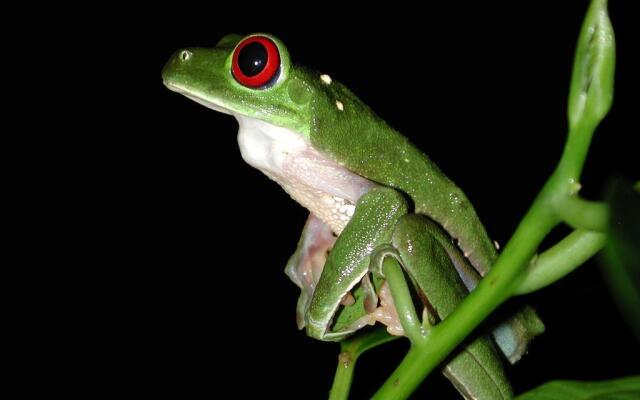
top-left (383, 214), bottom-right (512, 399)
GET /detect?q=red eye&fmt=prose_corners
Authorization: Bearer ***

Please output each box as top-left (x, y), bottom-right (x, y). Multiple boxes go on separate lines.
top-left (232, 36), bottom-right (280, 88)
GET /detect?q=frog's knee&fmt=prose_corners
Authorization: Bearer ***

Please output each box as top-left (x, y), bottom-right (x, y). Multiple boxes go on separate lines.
top-left (356, 187), bottom-right (408, 212)
top-left (392, 215), bottom-right (446, 261)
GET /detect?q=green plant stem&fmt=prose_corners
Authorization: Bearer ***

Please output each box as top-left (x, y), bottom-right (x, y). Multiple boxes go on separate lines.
top-left (373, 202), bottom-right (608, 399)
top-left (329, 353), bottom-right (355, 400)
top-left (329, 329), bottom-right (398, 400)
top-left (372, 149), bottom-right (609, 399)
top-left (383, 258), bottom-right (424, 342)
top-left (372, 120), bottom-right (608, 399)
top-left (554, 196), bottom-right (609, 231)
top-left (515, 229), bottom-right (607, 295)
top-left (372, 199), bottom-right (559, 399)
top-left (372, 119), bottom-right (609, 399)
top-left (368, 2), bottom-right (613, 398)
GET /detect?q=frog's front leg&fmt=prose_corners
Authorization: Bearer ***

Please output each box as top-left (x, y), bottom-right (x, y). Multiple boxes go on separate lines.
top-left (305, 187), bottom-right (409, 341)
top-left (299, 188), bottom-right (512, 398)
top-left (285, 214), bottom-right (337, 329)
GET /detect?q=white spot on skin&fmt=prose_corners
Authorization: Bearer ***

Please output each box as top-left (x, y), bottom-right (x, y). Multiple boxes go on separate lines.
top-left (320, 74), bottom-right (332, 84)
top-left (336, 100), bottom-right (344, 111)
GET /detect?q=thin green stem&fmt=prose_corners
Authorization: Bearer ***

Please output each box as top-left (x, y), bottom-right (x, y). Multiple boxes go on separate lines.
top-left (372, 342), bottom-right (433, 400)
top-left (372, 200), bottom-right (558, 399)
top-left (514, 229), bottom-right (606, 295)
top-left (329, 352), bottom-right (356, 400)
top-left (554, 195), bottom-right (609, 231)
top-left (329, 329), bottom-right (398, 400)
top-left (365, 2), bottom-right (614, 398)
top-left (556, 120), bottom-right (597, 183)
top-left (382, 258), bottom-right (424, 343)
top-left (372, 120), bottom-right (608, 399)
top-left (372, 121), bottom-right (609, 398)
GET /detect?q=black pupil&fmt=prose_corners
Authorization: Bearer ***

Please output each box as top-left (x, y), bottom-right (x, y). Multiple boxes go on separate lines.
top-left (238, 42), bottom-right (268, 77)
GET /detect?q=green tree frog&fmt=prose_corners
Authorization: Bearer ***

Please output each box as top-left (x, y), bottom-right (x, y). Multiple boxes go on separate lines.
top-left (163, 33), bottom-right (545, 399)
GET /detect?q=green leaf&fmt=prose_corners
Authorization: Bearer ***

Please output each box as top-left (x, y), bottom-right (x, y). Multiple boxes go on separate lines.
top-left (567, 0), bottom-right (615, 130)
top-left (602, 179), bottom-right (640, 341)
top-left (516, 376), bottom-right (640, 399)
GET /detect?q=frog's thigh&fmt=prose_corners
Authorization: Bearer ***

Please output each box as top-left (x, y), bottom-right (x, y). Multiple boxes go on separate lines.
top-left (392, 215), bottom-right (513, 400)
top-left (285, 214), bottom-right (337, 329)
top-left (392, 215), bottom-right (470, 316)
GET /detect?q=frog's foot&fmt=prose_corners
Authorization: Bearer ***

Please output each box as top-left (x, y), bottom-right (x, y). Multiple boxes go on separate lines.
top-left (285, 214), bottom-right (337, 329)
top-left (344, 281), bottom-right (405, 337)
top-left (344, 242), bottom-right (436, 338)
top-left (372, 282), bottom-right (405, 336)
top-left (345, 245), bottom-right (408, 337)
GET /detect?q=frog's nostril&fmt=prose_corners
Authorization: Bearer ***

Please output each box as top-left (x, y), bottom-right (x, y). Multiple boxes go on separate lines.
top-left (179, 50), bottom-right (192, 62)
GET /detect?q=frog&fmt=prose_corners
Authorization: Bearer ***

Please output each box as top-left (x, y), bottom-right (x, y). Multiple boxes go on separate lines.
top-left (162, 33), bottom-right (545, 399)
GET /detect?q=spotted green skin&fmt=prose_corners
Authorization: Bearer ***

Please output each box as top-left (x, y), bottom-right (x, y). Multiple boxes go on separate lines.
top-left (162, 33), bottom-right (544, 398)
top-left (306, 188), bottom-right (513, 399)
top-left (162, 33), bottom-right (495, 273)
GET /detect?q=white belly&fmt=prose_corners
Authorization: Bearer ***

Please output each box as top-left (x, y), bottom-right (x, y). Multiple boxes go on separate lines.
top-left (235, 115), bottom-right (376, 234)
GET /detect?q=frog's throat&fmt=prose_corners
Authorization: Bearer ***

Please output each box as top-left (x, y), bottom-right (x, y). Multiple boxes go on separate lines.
top-left (235, 115), bottom-right (378, 235)
top-left (165, 81), bottom-right (376, 234)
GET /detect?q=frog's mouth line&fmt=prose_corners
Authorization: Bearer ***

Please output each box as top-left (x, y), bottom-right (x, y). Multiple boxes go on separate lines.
top-left (163, 81), bottom-right (232, 116)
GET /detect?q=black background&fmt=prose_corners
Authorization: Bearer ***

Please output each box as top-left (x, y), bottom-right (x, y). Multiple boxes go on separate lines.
top-left (121, 1), bottom-right (638, 398)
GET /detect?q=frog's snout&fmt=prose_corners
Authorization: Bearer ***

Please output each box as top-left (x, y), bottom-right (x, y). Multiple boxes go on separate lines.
top-left (162, 49), bottom-right (193, 84)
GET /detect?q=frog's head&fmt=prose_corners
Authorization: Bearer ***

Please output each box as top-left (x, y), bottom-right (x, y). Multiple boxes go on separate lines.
top-left (162, 33), bottom-right (318, 137)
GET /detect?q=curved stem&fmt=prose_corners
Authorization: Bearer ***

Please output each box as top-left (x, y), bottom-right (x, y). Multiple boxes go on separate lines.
top-left (329, 329), bottom-right (398, 400)
top-left (383, 258), bottom-right (424, 343)
top-left (554, 195), bottom-right (609, 231)
top-left (372, 341), bottom-right (433, 400)
top-left (366, 2), bottom-right (614, 398)
top-left (372, 124), bottom-right (608, 398)
top-left (372, 200), bottom-right (558, 399)
top-left (514, 229), bottom-right (606, 295)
